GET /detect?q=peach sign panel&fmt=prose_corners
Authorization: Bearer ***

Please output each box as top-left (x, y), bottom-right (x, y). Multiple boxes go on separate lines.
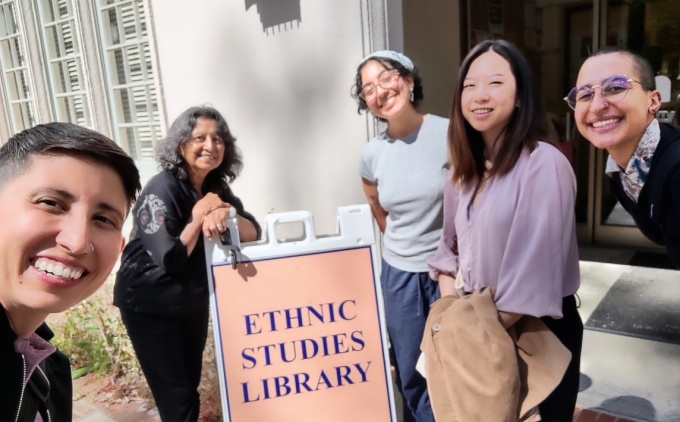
top-left (211, 248), bottom-right (392, 421)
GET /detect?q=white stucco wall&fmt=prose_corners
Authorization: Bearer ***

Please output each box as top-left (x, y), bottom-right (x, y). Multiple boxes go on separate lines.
top-left (148, 0), bottom-right (375, 236)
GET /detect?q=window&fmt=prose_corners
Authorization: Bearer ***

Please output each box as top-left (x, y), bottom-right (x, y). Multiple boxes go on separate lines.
top-left (0, 0), bottom-right (37, 132)
top-left (96, 0), bottom-right (160, 160)
top-left (35, 0), bottom-right (91, 127)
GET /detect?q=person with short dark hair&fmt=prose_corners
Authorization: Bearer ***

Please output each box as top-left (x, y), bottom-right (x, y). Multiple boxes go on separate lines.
top-left (429, 39), bottom-right (582, 421)
top-left (114, 106), bottom-right (260, 422)
top-left (567, 47), bottom-right (680, 267)
top-left (352, 50), bottom-right (449, 422)
top-left (0, 122), bottom-right (141, 421)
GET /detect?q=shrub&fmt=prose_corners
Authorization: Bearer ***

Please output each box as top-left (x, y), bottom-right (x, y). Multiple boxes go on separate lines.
top-left (50, 276), bottom-right (223, 420)
top-left (51, 278), bottom-right (140, 380)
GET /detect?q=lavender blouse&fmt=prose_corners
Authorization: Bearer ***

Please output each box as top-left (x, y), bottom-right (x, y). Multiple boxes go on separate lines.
top-left (428, 142), bottom-right (580, 318)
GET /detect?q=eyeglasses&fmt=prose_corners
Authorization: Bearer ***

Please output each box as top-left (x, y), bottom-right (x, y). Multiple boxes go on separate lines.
top-left (189, 134), bottom-right (224, 146)
top-left (564, 75), bottom-right (641, 110)
top-left (359, 70), bottom-right (401, 101)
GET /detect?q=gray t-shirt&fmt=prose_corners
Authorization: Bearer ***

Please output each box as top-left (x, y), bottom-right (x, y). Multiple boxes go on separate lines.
top-left (360, 114), bottom-right (449, 272)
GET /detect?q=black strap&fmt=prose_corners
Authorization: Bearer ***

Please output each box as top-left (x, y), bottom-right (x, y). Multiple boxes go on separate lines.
top-left (27, 361), bottom-right (51, 403)
top-left (647, 140), bottom-right (680, 225)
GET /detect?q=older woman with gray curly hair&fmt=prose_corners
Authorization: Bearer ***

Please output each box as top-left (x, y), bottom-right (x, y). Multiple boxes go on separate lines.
top-left (114, 106), bottom-right (260, 422)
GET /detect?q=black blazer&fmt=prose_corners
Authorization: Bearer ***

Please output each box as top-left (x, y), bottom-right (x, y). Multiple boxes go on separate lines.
top-left (611, 122), bottom-right (680, 268)
top-left (0, 308), bottom-right (72, 421)
top-left (114, 170), bottom-right (261, 314)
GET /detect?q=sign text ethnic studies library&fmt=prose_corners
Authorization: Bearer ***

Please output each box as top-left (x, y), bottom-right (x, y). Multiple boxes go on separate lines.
top-left (240, 298), bottom-right (372, 401)
top-left (205, 207), bottom-right (396, 422)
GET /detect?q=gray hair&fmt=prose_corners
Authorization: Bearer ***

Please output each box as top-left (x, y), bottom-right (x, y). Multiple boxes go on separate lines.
top-left (157, 106), bottom-right (242, 186)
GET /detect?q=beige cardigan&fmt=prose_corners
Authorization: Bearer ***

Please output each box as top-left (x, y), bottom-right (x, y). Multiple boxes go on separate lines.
top-left (420, 289), bottom-right (571, 421)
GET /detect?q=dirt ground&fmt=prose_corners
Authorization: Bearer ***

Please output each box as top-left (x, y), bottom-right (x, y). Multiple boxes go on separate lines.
top-left (73, 373), bottom-right (222, 422)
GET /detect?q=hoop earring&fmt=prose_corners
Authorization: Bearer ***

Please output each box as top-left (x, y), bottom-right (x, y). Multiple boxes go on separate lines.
top-left (410, 90), bottom-right (414, 102)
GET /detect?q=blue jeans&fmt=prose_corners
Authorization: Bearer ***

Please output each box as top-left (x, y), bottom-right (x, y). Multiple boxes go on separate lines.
top-left (381, 260), bottom-right (439, 422)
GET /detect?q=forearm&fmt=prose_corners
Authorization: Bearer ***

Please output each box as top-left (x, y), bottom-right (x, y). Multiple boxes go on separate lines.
top-left (362, 179), bottom-right (387, 232)
top-left (237, 215), bottom-right (259, 242)
top-left (374, 211), bottom-right (387, 233)
top-left (437, 273), bottom-right (459, 298)
top-left (439, 273), bottom-right (521, 328)
top-left (179, 217), bottom-right (204, 255)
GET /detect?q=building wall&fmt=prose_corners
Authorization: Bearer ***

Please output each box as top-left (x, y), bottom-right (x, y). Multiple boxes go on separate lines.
top-left (148, 0), bottom-right (381, 236)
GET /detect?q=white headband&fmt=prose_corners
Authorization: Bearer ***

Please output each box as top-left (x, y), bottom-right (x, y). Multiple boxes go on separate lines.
top-left (360, 50), bottom-right (414, 71)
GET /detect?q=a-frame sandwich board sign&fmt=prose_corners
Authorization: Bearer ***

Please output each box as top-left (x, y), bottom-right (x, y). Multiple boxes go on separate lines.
top-left (204, 205), bottom-right (396, 422)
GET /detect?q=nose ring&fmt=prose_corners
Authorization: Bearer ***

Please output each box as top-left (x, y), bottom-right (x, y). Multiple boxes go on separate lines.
top-left (89, 243), bottom-right (94, 253)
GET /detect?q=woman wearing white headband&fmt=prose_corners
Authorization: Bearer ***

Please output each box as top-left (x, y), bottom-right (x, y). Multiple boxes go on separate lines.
top-left (352, 50), bottom-right (448, 422)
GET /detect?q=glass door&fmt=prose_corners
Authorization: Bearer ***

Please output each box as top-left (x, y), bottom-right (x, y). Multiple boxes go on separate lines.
top-left (465, 0), bottom-right (679, 249)
top-left (465, 0), bottom-right (597, 242)
top-left (593, 0), bottom-right (680, 247)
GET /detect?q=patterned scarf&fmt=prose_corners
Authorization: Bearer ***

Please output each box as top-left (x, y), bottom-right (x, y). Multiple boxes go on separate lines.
top-left (605, 119), bottom-right (660, 202)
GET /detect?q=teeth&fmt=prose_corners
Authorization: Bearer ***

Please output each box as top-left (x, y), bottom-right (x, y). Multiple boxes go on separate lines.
top-left (34, 258), bottom-right (84, 280)
top-left (593, 118), bottom-right (620, 128)
top-left (380, 96), bottom-right (395, 107)
top-left (473, 108), bottom-right (492, 115)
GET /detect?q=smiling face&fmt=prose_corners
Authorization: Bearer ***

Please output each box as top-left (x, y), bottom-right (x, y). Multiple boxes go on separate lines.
top-left (461, 51), bottom-right (517, 148)
top-left (574, 53), bottom-right (660, 157)
top-left (0, 154), bottom-right (128, 330)
top-left (180, 117), bottom-right (225, 185)
top-left (359, 60), bottom-right (414, 122)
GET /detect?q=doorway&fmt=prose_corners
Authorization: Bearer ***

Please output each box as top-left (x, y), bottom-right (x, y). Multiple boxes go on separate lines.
top-left (462, 0), bottom-right (678, 249)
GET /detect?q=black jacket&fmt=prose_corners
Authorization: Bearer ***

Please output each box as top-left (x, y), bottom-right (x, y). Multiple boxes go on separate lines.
top-left (0, 309), bottom-right (72, 422)
top-left (114, 170), bottom-right (261, 314)
top-left (611, 122), bottom-right (680, 268)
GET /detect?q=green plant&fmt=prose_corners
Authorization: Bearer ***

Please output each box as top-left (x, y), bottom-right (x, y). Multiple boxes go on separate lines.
top-left (51, 277), bottom-right (140, 379)
top-left (49, 275), bottom-right (223, 419)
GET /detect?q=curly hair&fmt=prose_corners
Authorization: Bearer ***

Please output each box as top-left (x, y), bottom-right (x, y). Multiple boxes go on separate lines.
top-left (351, 56), bottom-right (424, 122)
top-left (157, 106), bottom-right (242, 188)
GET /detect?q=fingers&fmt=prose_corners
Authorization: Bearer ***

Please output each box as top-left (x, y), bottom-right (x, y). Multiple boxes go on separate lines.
top-left (207, 204), bottom-right (232, 219)
top-left (198, 193), bottom-right (228, 211)
top-left (202, 216), bottom-right (227, 240)
top-left (203, 223), bottom-right (219, 240)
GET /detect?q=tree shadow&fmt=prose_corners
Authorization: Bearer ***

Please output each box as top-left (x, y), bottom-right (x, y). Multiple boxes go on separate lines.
top-left (244, 0), bottom-right (301, 34)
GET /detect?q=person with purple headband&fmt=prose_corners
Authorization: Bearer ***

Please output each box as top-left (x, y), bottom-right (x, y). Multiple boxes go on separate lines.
top-left (351, 50), bottom-right (449, 422)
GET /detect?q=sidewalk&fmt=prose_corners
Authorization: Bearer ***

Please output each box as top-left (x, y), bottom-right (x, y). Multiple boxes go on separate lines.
top-left (71, 257), bottom-right (677, 421)
top-left (574, 408), bottom-right (637, 422)
top-left (72, 375), bottom-right (160, 422)
top-left (72, 381), bottom-right (636, 422)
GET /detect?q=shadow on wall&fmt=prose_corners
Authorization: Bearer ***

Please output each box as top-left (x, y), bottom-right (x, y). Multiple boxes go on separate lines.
top-left (245, 0), bottom-right (301, 34)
